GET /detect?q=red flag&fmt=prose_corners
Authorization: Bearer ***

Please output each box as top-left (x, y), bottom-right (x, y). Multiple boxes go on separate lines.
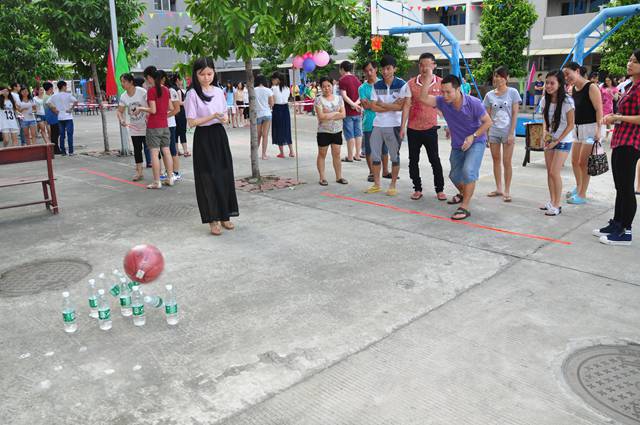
top-left (105, 43), bottom-right (118, 97)
top-left (526, 62), bottom-right (537, 92)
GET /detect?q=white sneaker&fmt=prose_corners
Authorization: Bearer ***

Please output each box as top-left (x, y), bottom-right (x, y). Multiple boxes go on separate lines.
top-left (539, 201), bottom-right (552, 211)
top-left (545, 205), bottom-right (561, 216)
top-left (173, 172), bottom-right (183, 181)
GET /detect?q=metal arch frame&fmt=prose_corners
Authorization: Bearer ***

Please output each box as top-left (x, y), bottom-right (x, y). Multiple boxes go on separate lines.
top-left (563, 4), bottom-right (640, 67)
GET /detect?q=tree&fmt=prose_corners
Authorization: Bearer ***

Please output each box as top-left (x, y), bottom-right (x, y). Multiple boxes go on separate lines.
top-left (165, 0), bottom-right (359, 179)
top-left (0, 0), bottom-right (62, 86)
top-left (600, 0), bottom-right (640, 77)
top-left (39, 0), bottom-right (147, 152)
top-left (476, 0), bottom-right (537, 83)
top-left (346, 9), bottom-right (410, 77)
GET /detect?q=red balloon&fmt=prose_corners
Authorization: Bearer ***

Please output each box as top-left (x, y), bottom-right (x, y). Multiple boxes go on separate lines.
top-left (123, 244), bottom-right (165, 284)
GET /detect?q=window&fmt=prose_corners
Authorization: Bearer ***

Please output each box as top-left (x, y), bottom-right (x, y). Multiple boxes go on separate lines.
top-left (154, 0), bottom-right (176, 11)
top-left (558, 0), bottom-right (603, 16)
top-left (155, 35), bottom-right (168, 48)
top-left (439, 9), bottom-right (466, 26)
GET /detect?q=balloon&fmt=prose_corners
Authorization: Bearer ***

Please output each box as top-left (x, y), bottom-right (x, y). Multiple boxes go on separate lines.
top-left (313, 50), bottom-right (330, 67)
top-left (292, 55), bottom-right (304, 69)
top-left (304, 52), bottom-right (312, 59)
top-left (303, 58), bottom-right (316, 73)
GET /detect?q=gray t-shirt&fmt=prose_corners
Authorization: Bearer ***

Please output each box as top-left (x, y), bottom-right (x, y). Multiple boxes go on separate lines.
top-left (119, 87), bottom-right (148, 137)
top-left (539, 96), bottom-right (575, 143)
top-left (483, 87), bottom-right (522, 136)
top-left (314, 95), bottom-right (344, 134)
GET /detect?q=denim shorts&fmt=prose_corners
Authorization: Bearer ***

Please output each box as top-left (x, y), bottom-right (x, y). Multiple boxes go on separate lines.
top-left (20, 120), bottom-right (37, 129)
top-left (363, 131), bottom-right (388, 156)
top-left (449, 142), bottom-right (485, 185)
top-left (36, 115), bottom-right (46, 123)
top-left (257, 116), bottom-right (271, 125)
top-left (343, 115), bottom-right (362, 140)
top-left (553, 141), bottom-right (572, 152)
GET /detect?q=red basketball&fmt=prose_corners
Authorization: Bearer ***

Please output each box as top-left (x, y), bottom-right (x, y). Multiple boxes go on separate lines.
top-left (123, 244), bottom-right (164, 284)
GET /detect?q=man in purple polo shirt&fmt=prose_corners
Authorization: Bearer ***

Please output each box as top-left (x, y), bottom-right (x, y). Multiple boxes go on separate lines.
top-left (419, 75), bottom-right (492, 220)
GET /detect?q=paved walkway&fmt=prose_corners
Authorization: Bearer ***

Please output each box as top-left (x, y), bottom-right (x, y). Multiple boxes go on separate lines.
top-left (0, 111), bottom-right (637, 424)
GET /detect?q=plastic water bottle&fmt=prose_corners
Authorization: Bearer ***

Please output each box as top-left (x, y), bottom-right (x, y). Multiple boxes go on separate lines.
top-left (97, 289), bottom-right (112, 331)
top-left (109, 269), bottom-right (124, 297)
top-left (131, 286), bottom-right (146, 326)
top-left (87, 279), bottom-right (98, 318)
top-left (118, 277), bottom-right (132, 317)
top-left (164, 284), bottom-right (178, 325)
top-left (143, 295), bottom-right (163, 308)
top-left (61, 291), bottom-right (77, 333)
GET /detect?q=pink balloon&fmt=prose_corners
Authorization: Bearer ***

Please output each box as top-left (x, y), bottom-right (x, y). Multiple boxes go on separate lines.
top-left (313, 50), bottom-right (330, 67)
top-left (292, 55), bottom-right (304, 69)
top-left (304, 52), bottom-right (312, 59)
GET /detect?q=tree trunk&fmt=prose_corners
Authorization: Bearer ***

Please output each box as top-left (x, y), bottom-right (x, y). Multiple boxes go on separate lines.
top-left (244, 58), bottom-right (260, 179)
top-left (90, 62), bottom-right (110, 152)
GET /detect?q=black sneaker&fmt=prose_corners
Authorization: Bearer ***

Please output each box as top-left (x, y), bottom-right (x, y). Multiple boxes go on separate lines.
top-left (367, 174), bottom-right (374, 182)
top-left (599, 227), bottom-right (632, 246)
top-left (592, 219), bottom-right (619, 237)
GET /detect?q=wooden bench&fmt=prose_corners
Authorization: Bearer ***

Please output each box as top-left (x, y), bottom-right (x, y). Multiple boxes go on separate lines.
top-left (0, 144), bottom-right (59, 214)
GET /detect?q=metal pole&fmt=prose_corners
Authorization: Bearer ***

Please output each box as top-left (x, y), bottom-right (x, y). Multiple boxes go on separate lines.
top-left (108, 0), bottom-right (130, 156)
top-left (292, 70), bottom-right (299, 183)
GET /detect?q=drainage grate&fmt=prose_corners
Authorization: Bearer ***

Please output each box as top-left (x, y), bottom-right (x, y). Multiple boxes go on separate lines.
top-left (137, 204), bottom-right (198, 218)
top-left (563, 344), bottom-right (640, 424)
top-left (0, 259), bottom-right (92, 297)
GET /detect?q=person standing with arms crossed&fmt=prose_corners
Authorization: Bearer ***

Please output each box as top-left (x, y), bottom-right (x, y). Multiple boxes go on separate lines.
top-left (400, 52), bottom-right (446, 202)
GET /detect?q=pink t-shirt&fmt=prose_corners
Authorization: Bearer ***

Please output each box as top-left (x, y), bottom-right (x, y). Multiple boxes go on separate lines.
top-left (600, 85), bottom-right (619, 116)
top-left (146, 86), bottom-right (169, 129)
top-left (405, 75), bottom-right (442, 130)
top-left (184, 86), bottom-right (227, 126)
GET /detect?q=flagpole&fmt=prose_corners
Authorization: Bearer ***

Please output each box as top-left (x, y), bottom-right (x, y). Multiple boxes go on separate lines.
top-left (109, 0), bottom-right (130, 156)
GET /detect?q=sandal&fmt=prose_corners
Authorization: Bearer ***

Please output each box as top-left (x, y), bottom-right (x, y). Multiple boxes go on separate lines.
top-left (132, 174), bottom-right (144, 182)
top-left (146, 181), bottom-right (162, 189)
top-left (487, 191), bottom-right (503, 197)
top-left (451, 207), bottom-right (471, 221)
top-left (386, 188), bottom-right (398, 196)
top-left (410, 191), bottom-right (423, 200)
top-left (276, 153), bottom-right (285, 158)
top-left (503, 195), bottom-right (512, 203)
top-left (209, 222), bottom-right (222, 236)
top-left (447, 194), bottom-right (463, 204)
top-left (436, 192), bottom-right (447, 201)
top-left (289, 153), bottom-right (295, 158)
top-left (353, 157), bottom-right (361, 161)
top-left (221, 221), bottom-right (235, 230)
top-left (183, 152), bottom-right (191, 157)
top-left (336, 178), bottom-right (348, 184)
top-left (341, 157), bottom-right (353, 163)
top-left (319, 179), bottom-right (328, 186)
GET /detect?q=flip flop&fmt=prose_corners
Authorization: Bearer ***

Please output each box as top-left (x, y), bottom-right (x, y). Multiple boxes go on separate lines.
top-left (447, 194), bottom-right (463, 204)
top-left (183, 152), bottom-right (191, 157)
top-left (336, 178), bottom-right (348, 184)
top-left (451, 207), bottom-right (471, 220)
top-left (221, 221), bottom-right (235, 230)
top-left (146, 181), bottom-right (162, 189)
top-left (341, 157), bottom-right (353, 162)
top-left (503, 195), bottom-right (512, 203)
top-left (386, 188), bottom-right (398, 196)
top-left (410, 192), bottom-right (423, 200)
top-left (210, 222), bottom-right (222, 236)
top-left (436, 192), bottom-right (447, 201)
top-left (487, 191), bottom-right (503, 197)
top-left (319, 180), bottom-right (328, 186)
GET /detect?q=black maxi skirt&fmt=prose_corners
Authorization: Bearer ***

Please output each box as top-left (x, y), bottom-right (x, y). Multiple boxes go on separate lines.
top-left (271, 103), bottom-right (292, 146)
top-left (193, 124), bottom-right (239, 223)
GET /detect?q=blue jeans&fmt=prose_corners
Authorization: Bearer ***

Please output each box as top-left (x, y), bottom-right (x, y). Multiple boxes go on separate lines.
top-left (342, 115), bottom-right (362, 140)
top-left (58, 120), bottom-right (74, 154)
top-left (449, 142), bottom-right (485, 185)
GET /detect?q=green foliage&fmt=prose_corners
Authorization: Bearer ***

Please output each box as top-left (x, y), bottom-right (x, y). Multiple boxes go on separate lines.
top-left (600, 0), bottom-right (640, 77)
top-left (0, 0), bottom-right (62, 87)
top-left (38, 0), bottom-right (147, 79)
top-left (476, 0), bottom-right (537, 83)
top-left (346, 9), bottom-right (410, 77)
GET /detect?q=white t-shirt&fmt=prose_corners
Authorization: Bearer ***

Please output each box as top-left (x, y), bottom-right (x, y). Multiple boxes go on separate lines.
top-left (119, 87), bottom-right (148, 137)
top-left (540, 96), bottom-right (575, 143)
top-left (168, 87), bottom-right (179, 127)
top-left (47, 92), bottom-right (77, 121)
top-left (272, 86), bottom-right (290, 105)
top-left (1, 100), bottom-right (19, 130)
top-left (34, 97), bottom-right (46, 115)
top-left (17, 99), bottom-right (36, 121)
top-left (254, 86), bottom-right (273, 118)
top-left (370, 77), bottom-right (406, 128)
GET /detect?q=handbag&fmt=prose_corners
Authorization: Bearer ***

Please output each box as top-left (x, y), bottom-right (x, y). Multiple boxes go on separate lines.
top-left (587, 140), bottom-right (609, 176)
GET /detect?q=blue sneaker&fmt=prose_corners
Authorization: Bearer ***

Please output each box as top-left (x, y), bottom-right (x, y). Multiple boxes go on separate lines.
top-left (567, 195), bottom-right (587, 205)
top-left (159, 173), bottom-right (167, 181)
top-left (593, 220), bottom-right (620, 237)
top-left (600, 228), bottom-right (632, 246)
top-left (566, 187), bottom-right (577, 199)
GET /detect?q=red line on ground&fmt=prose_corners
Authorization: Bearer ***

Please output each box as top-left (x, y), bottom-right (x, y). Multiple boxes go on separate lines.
top-left (79, 168), bottom-right (147, 188)
top-left (320, 192), bottom-right (572, 246)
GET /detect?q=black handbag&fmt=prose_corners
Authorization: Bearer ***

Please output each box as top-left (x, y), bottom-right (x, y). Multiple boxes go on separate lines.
top-left (587, 140), bottom-right (609, 176)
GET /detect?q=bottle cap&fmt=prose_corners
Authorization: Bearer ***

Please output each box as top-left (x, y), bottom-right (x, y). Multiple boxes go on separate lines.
top-left (98, 289), bottom-right (105, 295)
top-left (113, 269), bottom-right (119, 274)
top-left (88, 279), bottom-right (95, 284)
top-left (98, 273), bottom-right (105, 279)
top-left (165, 284), bottom-right (173, 290)
top-left (133, 286), bottom-right (140, 291)
top-left (120, 277), bottom-right (127, 283)
top-left (62, 291), bottom-right (69, 297)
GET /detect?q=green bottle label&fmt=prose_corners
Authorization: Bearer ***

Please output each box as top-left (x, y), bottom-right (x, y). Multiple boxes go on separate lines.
top-left (109, 285), bottom-right (120, 296)
top-left (165, 304), bottom-right (178, 315)
top-left (128, 281), bottom-right (139, 290)
top-left (88, 297), bottom-right (97, 308)
top-left (98, 309), bottom-right (111, 320)
top-left (62, 311), bottom-right (76, 322)
top-left (120, 295), bottom-right (132, 307)
top-left (132, 305), bottom-right (144, 316)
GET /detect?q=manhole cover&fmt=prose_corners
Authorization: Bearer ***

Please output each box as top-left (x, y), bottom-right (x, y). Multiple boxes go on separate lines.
top-left (0, 259), bottom-right (92, 297)
top-left (563, 344), bottom-right (640, 424)
top-left (137, 204), bottom-right (197, 218)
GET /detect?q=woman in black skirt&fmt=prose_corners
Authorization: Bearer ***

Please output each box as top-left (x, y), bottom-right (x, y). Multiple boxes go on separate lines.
top-left (170, 74), bottom-right (190, 157)
top-left (184, 57), bottom-right (239, 236)
top-left (270, 72), bottom-right (294, 158)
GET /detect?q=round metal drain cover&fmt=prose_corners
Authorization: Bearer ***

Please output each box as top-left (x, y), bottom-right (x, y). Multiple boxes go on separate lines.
top-left (137, 204), bottom-right (197, 218)
top-left (563, 344), bottom-right (640, 424)
top-left (0, 259), bottom-right (92, 297)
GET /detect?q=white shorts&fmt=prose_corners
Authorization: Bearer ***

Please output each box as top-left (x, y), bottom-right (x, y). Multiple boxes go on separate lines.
top-left (574, 123), bottom-right (598, 144)
top-left (1, 128), bottom-right (19, 135)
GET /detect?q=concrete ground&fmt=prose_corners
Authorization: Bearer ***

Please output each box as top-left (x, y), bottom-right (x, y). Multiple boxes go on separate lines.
top-left (0, 110), bottom-right (638, 425)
